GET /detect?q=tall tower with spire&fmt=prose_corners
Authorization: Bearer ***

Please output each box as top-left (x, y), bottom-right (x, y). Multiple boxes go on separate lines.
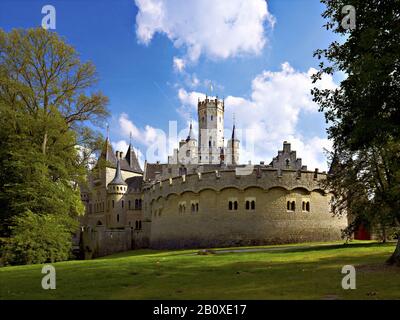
top-left (226, 124), bottom-right (240, 165)
top-left (197, 96), bottom-right (224, 164)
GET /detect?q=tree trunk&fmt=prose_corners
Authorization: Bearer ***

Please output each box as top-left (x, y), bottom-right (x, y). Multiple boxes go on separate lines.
top-left (386, 236), bottom-right (400, 266)
top-left (42, 131), bottom-right (48, 155)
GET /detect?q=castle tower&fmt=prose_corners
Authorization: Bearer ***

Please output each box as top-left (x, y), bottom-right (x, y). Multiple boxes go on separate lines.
top-left (227, 124), bottom-right (240, 165)
top-left (106, 156), bottom-right (127, 228)
top-left (197, 96), bottom-right (224, 164)
top-left (184, 122), bottom-right (197, 164)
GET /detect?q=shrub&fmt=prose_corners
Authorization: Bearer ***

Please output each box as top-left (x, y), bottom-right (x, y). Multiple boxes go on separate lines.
top-left (2, 211), bottom-right (78, 265)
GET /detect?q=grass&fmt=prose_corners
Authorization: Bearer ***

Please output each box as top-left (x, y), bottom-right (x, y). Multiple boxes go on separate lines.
top-left (0, 241), bottom-right (399, 300)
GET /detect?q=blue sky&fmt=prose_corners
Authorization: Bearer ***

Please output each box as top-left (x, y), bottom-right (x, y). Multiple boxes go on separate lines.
top-left (0, 0), bottom-right (342, 170)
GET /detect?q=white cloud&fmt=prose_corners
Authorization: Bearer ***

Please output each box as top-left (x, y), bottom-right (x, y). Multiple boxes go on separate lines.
top-left (135, 0), bottom-right (275, 66)
top-left (173, 57), bottom-right (185, 72)
top-left (177, 62), bottom-right (337, 171)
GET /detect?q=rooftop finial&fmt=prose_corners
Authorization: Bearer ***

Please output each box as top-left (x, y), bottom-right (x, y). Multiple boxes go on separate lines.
top-left (106, 123), bottom-right (110, 140)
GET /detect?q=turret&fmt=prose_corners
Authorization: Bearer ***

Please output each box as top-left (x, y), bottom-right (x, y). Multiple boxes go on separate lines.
top-left (179, 122), bottom-right (197, 164)
top-left (107, 157), bottom-right (127, 228)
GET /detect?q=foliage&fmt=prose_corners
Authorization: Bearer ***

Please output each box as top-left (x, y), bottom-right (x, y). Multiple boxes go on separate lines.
top-left (0, 28), bottom-right (109, 264)
top-left (313, 0), bottom-right (400, 264)
top-left (2, 211), bottom-right (78, 265)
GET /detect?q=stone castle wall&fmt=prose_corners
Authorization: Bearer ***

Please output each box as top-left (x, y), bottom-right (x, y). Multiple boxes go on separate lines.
top-left (144, 169), bottom-right (348, 249)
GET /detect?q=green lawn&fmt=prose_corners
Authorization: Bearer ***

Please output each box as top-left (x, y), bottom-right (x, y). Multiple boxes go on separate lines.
top-left (1, 241), bottom-right (399, 300)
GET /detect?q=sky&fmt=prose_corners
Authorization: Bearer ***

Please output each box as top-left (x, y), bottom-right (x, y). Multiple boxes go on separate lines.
top-left (0, 0), bottom-right (343, 171)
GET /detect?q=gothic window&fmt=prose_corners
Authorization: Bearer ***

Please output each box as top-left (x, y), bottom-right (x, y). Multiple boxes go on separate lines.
top-left (209, 140), bottom-right (212, 148)
top-left (191, 203), bottom-right (195, 213)
top-left (211, 115), bottom-right (213, 121)
top-left (246, 201), bottom-right (250, 210)
top-left (112, 200), bottom-right (115, 208)
top-left (229, 201), bottom-right (233, 210)
top-left (196, 203), bottom-right (199, 212)
top-left (285, 159), bottom-right (290, 167)
top-left (234, 201), bottom-right (238, 210)
top-left (306, 202), bottom-right (310, 212)
top-left (302, 201), bottom-right (306, 211)
top-left (117, 214), bottom-right (120, 222)
top-left (135, 199), bottom-right (139, 209)
top-left (251, 201), bottom-right (255, 210)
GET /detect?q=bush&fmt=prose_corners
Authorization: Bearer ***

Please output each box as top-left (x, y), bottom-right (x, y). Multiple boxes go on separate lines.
top-left (2, 211), bottom-right (77, 265)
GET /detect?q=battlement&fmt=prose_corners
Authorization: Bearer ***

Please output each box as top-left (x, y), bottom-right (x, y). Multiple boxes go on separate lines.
top-left (198, 97), bottom-right (224, 111)
top-left (145, 167), bottom-right (328, 201)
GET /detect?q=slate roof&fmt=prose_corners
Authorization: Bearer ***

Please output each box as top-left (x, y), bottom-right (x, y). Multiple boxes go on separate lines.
top-left (99, 138), bottom-right (143, 174)
top-left (108, 160), bottom-right (127, 186)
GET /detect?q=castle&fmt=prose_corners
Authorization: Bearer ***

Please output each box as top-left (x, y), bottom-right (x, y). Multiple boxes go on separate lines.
top-left (78, 97), bottom-right (348, 258)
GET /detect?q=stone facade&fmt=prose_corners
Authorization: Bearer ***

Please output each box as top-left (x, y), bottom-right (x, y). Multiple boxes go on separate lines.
top-left (145, 168), bottom-right (347, 249)
top-left (78, 97), bottom-right (348, 258)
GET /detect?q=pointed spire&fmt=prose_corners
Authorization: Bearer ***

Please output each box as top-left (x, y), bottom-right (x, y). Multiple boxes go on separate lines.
top-left (108, 159), bottom-right (127, 186)
top-left (186, 121), bottom-right (196, 142)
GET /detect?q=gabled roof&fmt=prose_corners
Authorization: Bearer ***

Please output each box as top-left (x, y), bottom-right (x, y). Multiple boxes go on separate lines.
top-left (144, 162), bottom-right (164, 181)
top-left (125, 143), bottom-right (143, 173)
top-left (99, 138), bottom-right (143, 174)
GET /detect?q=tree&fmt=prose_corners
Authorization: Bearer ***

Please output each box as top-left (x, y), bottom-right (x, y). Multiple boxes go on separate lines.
top-left (313, 0), bottom-right (400, 265)
top-left (0, 28), bottom-right (109, 263)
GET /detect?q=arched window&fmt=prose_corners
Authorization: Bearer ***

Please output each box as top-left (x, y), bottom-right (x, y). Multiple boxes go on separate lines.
top-left (287, 201), bottom-right (290, 210)
top-left (306, 202), bottom-right (310, 212)
top-left (139, 221), bottom-right (142, 229)
top-left (246, 201), bottom-right (250, 210)
top-left (229, 201), bottom-right (233, 210)
top-left (251, 201), bottom-right (255, 210)
top-left (209, 140), bottom-right (212, 148)
top-left (291, 201), bottom-right (296, 211)
top-left (234, 201), bottom-right (238, 210)
top-left (117, 214), bottom-right (120, 222)
top-left (135, 221), bottom-right (138, 229)
top-left (196, 203), bottom-right (199, 212)
top-left (285, 159), bottom-right (290, 167)
top-left (191, 203), bottom-right (195, 213)
top-left (211, 115), bottom-right (213, 121)
top-left (129, 200), bottom-right (131, 210)
top-left (112, 200), bottom-right (115, 208)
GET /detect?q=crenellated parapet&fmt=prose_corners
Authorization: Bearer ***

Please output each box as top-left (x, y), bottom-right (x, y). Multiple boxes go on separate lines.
top-left (145, 168), bottom-right (328, 202)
